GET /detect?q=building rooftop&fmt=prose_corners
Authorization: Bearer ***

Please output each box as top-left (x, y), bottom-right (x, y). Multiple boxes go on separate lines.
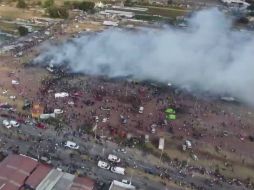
top-left (52, 172), bottom-right (75, 190)
top-left (0, 154), bottom-right (38, 190)
top-left (36, 169), bottom-right (63, 190)
top-left (70, 177), bottom-right (95, 190)
top-left (109, 180), bottom-right (136, 190)
top-left (25, 163), bottom-right (52, 189)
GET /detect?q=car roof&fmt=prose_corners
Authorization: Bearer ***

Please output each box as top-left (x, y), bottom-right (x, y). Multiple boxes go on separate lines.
top-left (66, 141), bottom-right (77, 146)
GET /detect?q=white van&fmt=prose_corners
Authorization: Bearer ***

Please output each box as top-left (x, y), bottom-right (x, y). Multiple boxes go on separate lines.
top-left (64, 141), bottom-right (79, 149)
top-left (111, 166), bottom-right (125, 175)
top-left (108, 154), bottom-right (120, 163)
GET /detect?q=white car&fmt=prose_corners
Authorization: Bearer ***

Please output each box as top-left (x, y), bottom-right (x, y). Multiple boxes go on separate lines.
top-left (9, 96), bottom-right (16, 100)
top-left (111, 166), bottom-right (125, 175)
top-left (108, 154), bottom-right (121, 163)
top-left (185, 140), bottom-right (192, 149)
top-left (2, 120), bottom-right (11, 128)
top-left (139, 106), bottom-right (144, 114)
top-left (10, 120), bottom-right (20, 127)
top-left (11, 80), bottom-right (19, 85)
top-left (54, 109), bottom-right (63, 114)
top-left (64, 141), bottom-right (79, 149)
top-left (55, 92), bottom-right (69, 98)
top-left (97, 161), bottom-right (110, 170)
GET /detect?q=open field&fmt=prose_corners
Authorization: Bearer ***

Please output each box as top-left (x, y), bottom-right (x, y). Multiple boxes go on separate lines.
top-left (0, 6), bottom-right (43, 20)
top-left (0, 21), bottom-right (18, 34)
top-left (143, 5), bottom-right (190, 17)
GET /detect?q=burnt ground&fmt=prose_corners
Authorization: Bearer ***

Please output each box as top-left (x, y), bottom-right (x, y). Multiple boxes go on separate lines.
top-left (0, 21), bottom-right (254, 189)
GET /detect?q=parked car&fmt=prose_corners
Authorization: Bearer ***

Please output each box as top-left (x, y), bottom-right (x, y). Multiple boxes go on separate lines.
top-left (64, 141), bottom-right (79, 149)
top-left (116, 148), bottom-right (127, 154)
top-left (37, 123), bottom-right (46, 129)
top-left (2, 120), bottom-right (11, 128)
top-left (54, 109), bottom-right (63, 114)
top-left (40, 156), bottom-right (52, 164)
top-left (139, 106), bottom-right (144, 114)
top-left (97, 161), bottom-right (110, 170)
top-left (108, 154), bottom-right (121, 163)
top-left (111, 166), bottom-right (125, 175)
top-left (185, 140), bottom-right (192, 149)
top-left (10, 120), bottom-right (20, 127)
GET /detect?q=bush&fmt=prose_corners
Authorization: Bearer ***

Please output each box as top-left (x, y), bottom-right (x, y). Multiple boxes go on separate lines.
top-left (247, 3), bottom-right (254, 10)
top-left (124, 0), bottom-right (134, 6)
top-left (47, 6), bottom-right (69, 19)
top-left (72, 1), bottom-right (95, 11)
top-left (63, 1), bottom-right (72, 8)
top-left (18, 26), bottom-right (29, 36)
top-left (16, 0), bottom-right (27, 8)
top-left (43, 0), bottom-right (54, 8)
top-left (236, 17), bottom-right (249, 24)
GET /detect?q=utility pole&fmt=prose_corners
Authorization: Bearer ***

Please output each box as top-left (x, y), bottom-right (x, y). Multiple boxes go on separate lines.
top-left (159, 148), bottom-right (164, 168)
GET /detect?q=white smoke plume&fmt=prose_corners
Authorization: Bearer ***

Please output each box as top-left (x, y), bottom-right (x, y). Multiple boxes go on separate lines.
top-left (34, 8), bottom-right (254, 104)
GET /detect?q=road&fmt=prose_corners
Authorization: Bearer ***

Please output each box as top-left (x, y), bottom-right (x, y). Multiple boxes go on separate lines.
top-left (0, 117), bottom-right (247, 190)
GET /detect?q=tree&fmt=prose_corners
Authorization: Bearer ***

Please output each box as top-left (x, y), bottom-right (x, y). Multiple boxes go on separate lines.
top-left (124, 0), bottom-right (134, 6)
top-left (236, 17), bottom-right (249, 25)
top-left (43, 0), bottom-right (54, 8)
top-left (72, 1), bottom-right (95, 11)
top-left (47, 6), bottom-right (69, 19)
top-left (247, 3), bottom-right (254, 10)
top-left (18, 26), bottom-right (29, 36)
top-left (16, 0), bottom-right (27, 8)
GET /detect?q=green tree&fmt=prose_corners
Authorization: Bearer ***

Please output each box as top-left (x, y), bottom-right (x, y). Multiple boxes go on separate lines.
top-left (236, 17), bottom-right (249, 25)
top-left (124, 0), bottom-right (134, 6)
top-left (73, 1), bottom-right (95, 11)
top-left (247, 3), bottom-right (254, 10)
top-left (16, 0), bottom-right (27, 8)
top-left (43, 0), bottom-right (54, 8)
top-left (18, 26), bottom-right (29, 36)
top-left (47, 6), bottom-right (69, 19)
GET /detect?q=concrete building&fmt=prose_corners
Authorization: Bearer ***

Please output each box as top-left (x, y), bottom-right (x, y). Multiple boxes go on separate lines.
top-left (36, 169), bottom-right (63, 190)
top-left (109, 180), bottom-right (135, 190)
top-left (53, 173), bottom-right (75, 190)
top-left (221, 0), bottom-right (250, 7)
top-left (70, 177), bottom-right (95, 190)
top-left (100, 10), bottom-right (135, 18)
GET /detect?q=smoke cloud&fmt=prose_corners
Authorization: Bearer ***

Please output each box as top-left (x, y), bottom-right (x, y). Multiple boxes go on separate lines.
top-left (34, 8), bottom-right (254, 104)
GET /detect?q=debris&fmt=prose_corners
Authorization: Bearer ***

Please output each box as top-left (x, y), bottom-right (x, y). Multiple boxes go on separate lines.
top-left (40, 113), bottom-right (56, 119)
top-left (158, 137), bottom-right (165, 150)
top-left (191, 154), bottom-right (198, 161)
top-left (185, 140), bottom-right (192, 149)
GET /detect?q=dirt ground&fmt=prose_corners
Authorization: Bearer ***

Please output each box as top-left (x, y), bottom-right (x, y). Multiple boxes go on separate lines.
top-left (0, 6), bottom-right (43, 20)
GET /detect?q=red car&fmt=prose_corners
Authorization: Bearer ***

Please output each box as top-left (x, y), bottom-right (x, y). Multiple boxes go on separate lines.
top-left (36, 123), bottom-right (46, 129)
